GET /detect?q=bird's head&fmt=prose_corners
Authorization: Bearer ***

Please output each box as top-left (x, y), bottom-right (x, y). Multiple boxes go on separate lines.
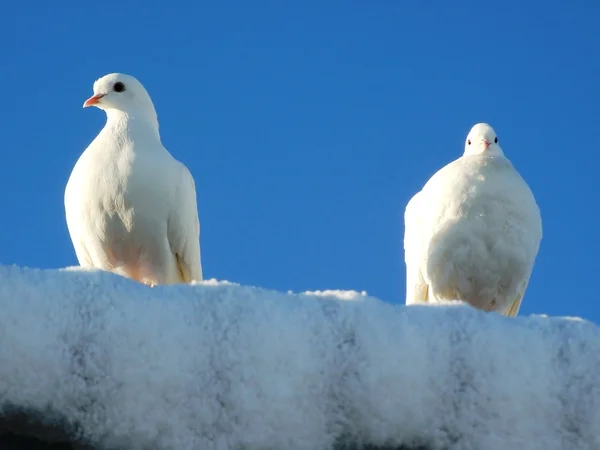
top-left (463, 123), bottom-right (504, 156)
top-left (83, 73), bottom-right (158, 125)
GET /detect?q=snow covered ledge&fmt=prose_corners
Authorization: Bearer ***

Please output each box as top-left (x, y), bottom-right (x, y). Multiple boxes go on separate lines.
top-left (0, 266), bottom-right (599, 450)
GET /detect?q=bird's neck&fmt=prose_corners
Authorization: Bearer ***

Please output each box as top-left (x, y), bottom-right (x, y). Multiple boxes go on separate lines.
top-left (105, 110), bottom-right (161, 140)
top-left (463, 148), bottom-right (505, 158)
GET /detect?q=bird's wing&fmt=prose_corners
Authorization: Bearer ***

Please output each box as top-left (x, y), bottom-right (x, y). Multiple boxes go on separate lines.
top-left (404, 190), bottom-right (429, 304)
top-left (500, 166), bottom-right (542, 317)
top-left (167, 162), bottom-right (203, 283)
top-left (64, 166), bottom-right (94, 268)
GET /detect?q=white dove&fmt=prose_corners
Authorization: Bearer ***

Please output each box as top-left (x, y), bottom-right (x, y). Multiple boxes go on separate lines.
top-left (403, 123), bottom-right (542, 316)
top-left (65, 73), bottom-right (203, 286)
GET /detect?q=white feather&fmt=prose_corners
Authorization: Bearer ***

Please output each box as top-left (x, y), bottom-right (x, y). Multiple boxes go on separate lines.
top-left (65, 73), bottom-right (203, 285)
top-left (404, 123), bottom-right (542, 315)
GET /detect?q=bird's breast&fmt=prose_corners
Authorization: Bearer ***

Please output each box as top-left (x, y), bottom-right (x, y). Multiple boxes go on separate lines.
top-left (66, 146), bottom-right (172, 242)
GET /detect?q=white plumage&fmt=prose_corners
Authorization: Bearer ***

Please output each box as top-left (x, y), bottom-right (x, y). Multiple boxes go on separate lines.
top-left (404, 123), bottom-right (542, 316)
top-left (65, 73), bottom-right (203, 286)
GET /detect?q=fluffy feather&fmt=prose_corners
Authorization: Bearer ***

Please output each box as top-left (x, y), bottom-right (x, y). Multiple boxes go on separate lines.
top-left (65, 73), bottom-right (203, 285)
top-left (404, 123), bottom-right (542, 315)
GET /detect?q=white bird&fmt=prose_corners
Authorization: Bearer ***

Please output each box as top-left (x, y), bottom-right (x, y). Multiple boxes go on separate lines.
top-left (65, 73), bottom-right (203, 286)
top-left (403, 123), bottom-right (542, 316)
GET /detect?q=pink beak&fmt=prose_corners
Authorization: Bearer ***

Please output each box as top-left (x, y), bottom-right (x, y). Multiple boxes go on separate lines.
top-left (483, 139), bottom-right (491, 149)
top-left (83, 94), bottom-right (105, 108)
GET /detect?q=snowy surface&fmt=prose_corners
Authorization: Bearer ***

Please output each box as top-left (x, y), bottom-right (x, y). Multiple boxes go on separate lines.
top-left (0, 266), bottom-right (599, 450)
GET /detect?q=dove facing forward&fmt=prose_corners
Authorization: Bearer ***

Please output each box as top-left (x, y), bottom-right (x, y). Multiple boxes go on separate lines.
top-left (404, 123), bottom-right (542, 316)
top-left (65, 73), bottom-right (203, 286)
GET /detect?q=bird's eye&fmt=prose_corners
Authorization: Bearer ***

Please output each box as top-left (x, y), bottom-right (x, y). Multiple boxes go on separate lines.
top-left (494, 137), bottom-right (498, 144)
top-left (467, 139), bottom-right (471, 145)
top-left (113, 82), bottom-right (125, 93)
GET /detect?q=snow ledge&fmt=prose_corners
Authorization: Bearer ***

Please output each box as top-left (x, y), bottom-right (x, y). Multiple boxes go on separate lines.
top-left (0, 266), bottom-right (598, 450)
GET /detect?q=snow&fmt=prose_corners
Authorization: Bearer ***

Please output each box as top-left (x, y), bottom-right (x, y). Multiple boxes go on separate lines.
top-left (0, 266), bottom-right (599, 450)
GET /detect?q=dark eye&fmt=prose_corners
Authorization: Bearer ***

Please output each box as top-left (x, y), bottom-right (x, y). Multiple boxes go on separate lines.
top-left (494, 137), bottom-right (498, 143)
top-left (467, 140), bottom-right (471, 145)
top-left (113, 82), bottom-right (125, 93)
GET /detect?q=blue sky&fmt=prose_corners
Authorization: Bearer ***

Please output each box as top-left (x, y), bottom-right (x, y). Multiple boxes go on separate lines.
top-left (4, 2), bottom-right (599, 321)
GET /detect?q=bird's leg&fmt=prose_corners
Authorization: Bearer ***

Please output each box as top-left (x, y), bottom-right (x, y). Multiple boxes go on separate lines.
top-left (119, 262), bottom-right (161, 287)
top-left (138, 263), bottom-right (164, 287)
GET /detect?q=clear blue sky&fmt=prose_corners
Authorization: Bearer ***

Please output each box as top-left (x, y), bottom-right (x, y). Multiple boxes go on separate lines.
top-left (4, 2), bottom-right (599, 321)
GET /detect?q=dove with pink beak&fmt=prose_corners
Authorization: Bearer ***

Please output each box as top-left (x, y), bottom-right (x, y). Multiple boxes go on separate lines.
top-left (65, 73), bottom-right (203, 286)
top-left (403, 123), bottom-right (542, 316)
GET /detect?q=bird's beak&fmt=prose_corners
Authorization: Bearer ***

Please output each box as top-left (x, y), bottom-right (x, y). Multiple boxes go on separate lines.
top-left (83, 94), bottom-right (105, 108)
top-left (483, 139), bottom-right (491, 149)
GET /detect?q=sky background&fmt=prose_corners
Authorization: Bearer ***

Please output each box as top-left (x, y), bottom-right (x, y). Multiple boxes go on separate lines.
top-left (4, 1), bottom-right (599, 322)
